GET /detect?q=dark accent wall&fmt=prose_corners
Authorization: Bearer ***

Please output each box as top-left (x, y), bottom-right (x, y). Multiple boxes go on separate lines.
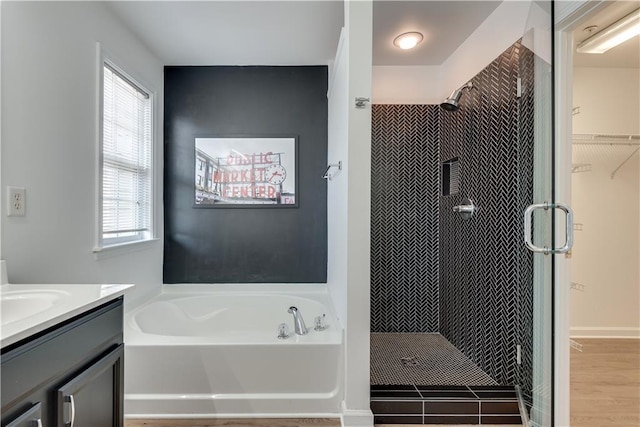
top-left (371, 105), bottom-right (440, 332)
top-left (164, 66), bottom-right (328, 283)
top-left (370, 41), bottom-right (534, 393)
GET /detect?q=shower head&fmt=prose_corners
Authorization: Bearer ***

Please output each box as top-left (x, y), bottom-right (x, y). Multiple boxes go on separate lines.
top-left (440, 89), bottom-right (464, 111)
top-left (440, 81), bottom-right (473, 112)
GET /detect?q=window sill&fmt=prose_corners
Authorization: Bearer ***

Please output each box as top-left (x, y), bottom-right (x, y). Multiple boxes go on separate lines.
top-left (93, 238), bottom-right (160, 260)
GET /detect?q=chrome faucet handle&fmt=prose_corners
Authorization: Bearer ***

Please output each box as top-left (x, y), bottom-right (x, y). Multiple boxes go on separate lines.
top-left (314, 314), bottom-right (328, 331)
top-left (277, 323), bottom-right (290, 339)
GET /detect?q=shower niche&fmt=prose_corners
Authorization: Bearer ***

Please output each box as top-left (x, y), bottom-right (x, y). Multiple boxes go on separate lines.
top-left (442, 158), bottom-right (459, 197)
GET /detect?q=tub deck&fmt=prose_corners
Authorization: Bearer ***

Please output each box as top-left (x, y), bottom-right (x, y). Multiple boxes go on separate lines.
top-left (124, 285), bottom-right (343, 418)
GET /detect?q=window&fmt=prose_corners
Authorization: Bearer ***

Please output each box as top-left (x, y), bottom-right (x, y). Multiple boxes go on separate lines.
top-left (99, 62), bottom-right (153, 248)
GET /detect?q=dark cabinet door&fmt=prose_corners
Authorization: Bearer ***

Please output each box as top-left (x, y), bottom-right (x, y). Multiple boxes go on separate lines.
top-left (55, 344), bottom-right (124, 427)
top-left (4, 402), bottom-right (42, 427)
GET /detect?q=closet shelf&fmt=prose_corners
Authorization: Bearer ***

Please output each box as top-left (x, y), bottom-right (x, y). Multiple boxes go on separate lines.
top-left (571, 282), bottom-right (585, 291)
top-left (572, 134), bottom-right (640, 179)
top-left (572, 163), bottom-right (592, 173)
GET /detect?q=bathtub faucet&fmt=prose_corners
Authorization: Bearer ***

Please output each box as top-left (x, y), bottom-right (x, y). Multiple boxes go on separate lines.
top-left (287, 306), bottom-right (308, 335)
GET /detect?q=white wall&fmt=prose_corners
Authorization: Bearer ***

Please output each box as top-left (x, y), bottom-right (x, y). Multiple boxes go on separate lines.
top-left (327, 1), bottom-right (373, 425)
top-left (372, 65), bottom-right (441, 104)
top-left (571, 67), bottom-right (640, 338)
top-left (556, 0), bottom-right (592, 24)
top-left (1, 2), bottom-right (164, 304)
top-left (344, 0), bottom-right (372, 421)
top-left (573, 68), bottom-right (640, 135)
top-left (327, 28), bottom-right (349, 328)
top-left (440, 0), bottom-right (534, 94)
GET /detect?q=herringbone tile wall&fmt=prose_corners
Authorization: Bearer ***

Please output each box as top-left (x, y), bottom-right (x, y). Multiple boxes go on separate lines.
top-left (370, 41), bottom-right (534, 395)
top-left (440, 41), bottom-right (534, 387)
top-left (371, 105), bottom-right (440, 333)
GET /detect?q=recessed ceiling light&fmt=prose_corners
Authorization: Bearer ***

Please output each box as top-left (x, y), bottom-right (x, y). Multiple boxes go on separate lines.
top-left (393, 32), bottom-right (424, 50)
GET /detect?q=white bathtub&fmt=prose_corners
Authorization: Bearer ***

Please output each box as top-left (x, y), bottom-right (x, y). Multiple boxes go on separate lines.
top-left (124, 284), bottom-right (344, 418)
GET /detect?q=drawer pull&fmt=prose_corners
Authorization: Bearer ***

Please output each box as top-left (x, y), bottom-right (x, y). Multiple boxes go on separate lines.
top-left (65, 394), bottom-right (76, 427)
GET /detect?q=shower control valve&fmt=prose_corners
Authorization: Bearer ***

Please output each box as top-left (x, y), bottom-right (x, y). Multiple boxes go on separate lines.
top-left (452, 198), bottom-right (477, 220)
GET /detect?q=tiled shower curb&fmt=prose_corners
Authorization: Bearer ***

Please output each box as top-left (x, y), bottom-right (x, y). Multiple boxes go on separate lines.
top-left (371, 385), bottom-right (522, 425)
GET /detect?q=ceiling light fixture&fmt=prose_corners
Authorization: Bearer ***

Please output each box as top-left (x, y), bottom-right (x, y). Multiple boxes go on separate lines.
top-left (393, 32), bottom-right (424, 50)
top-left (577, 8), bottom-right (640, 54)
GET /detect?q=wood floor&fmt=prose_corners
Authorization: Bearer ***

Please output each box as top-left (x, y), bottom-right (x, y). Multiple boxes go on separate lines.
top-left (571, 338), bottom-right (640, 427)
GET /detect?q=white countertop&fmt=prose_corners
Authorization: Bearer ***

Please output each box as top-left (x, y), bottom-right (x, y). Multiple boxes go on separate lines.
top-left (1, 284), bottom-right (134, 349)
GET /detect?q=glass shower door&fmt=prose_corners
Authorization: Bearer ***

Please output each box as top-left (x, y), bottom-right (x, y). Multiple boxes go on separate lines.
top-left (521, 1), bottom-right (573, 426)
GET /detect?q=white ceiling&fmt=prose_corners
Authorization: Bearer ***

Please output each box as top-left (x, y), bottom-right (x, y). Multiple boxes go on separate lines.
top-left (106, 1), bottom-right (502, 67)
top-left (106, 1), bottom-right (344, 66)
top-left (373, 1), bottom-right (500, 66)
top-left (573, 1), bottom-right (640, 68)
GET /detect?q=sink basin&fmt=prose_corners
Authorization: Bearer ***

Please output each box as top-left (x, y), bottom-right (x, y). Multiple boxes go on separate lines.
top-left (1, 290), bottom-right (69, 325)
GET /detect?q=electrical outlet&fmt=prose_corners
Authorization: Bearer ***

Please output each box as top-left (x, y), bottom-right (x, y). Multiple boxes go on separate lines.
top-left (7, 187), bottom-right (26, 217)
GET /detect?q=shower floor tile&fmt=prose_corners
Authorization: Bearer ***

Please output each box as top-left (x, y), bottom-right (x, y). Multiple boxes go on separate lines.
top-left (371, 333), bottom-right (498, 386)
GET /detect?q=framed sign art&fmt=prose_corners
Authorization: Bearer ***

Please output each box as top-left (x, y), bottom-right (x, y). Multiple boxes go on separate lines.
top-left (194, 136), bottom-right (298, 207)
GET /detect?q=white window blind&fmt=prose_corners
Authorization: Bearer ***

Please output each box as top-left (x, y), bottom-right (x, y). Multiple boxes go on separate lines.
top-left (101, 63), bottom-right (152, 247)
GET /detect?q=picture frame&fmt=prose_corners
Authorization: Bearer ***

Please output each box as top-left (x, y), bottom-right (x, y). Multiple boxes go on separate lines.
top-left (194, 136), bottom-right (298, 208)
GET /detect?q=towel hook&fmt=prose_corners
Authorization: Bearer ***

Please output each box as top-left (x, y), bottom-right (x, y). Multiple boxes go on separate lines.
top-left (323, 161), bottom-right (342, 181)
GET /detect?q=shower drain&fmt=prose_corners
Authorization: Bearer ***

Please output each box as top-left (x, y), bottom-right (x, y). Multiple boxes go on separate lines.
top-left (400, 356), bottom-right (419, 366)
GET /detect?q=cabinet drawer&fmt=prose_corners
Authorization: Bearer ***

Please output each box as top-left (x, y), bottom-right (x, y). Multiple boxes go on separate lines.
top-left (4, 402), bottom-right (42, 427)
top-left (1, 299), bottom-right (123, 410)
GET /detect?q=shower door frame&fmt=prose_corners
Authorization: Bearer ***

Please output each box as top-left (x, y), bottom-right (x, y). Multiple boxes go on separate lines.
top-left (553, 0), bottom-right (611, 424)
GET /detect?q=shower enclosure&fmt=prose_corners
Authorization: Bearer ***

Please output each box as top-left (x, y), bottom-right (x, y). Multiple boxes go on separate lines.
top-left (370, 2), bottom-right (563, 425)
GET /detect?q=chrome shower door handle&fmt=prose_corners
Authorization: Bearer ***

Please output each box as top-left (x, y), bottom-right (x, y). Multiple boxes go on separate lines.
top-left (524, 203), bottom-right (549, 254)
top-left (553, 202), bottom-right (574, 254)
top-left (524, 202), bottom-right (574, 255)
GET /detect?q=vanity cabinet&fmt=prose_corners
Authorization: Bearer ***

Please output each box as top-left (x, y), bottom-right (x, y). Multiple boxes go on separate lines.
top-left (1, 298), bottom-right (124, 427)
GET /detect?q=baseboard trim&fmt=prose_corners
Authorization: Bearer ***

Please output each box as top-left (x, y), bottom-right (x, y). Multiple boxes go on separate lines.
top-left (571, 327), bottom-right (640, 339)
top-left (340, 403), bottom-right (373, 427)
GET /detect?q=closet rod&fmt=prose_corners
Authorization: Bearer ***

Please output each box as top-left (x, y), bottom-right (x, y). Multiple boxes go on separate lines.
top-left (573, 133), bottom-right (640, 146)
